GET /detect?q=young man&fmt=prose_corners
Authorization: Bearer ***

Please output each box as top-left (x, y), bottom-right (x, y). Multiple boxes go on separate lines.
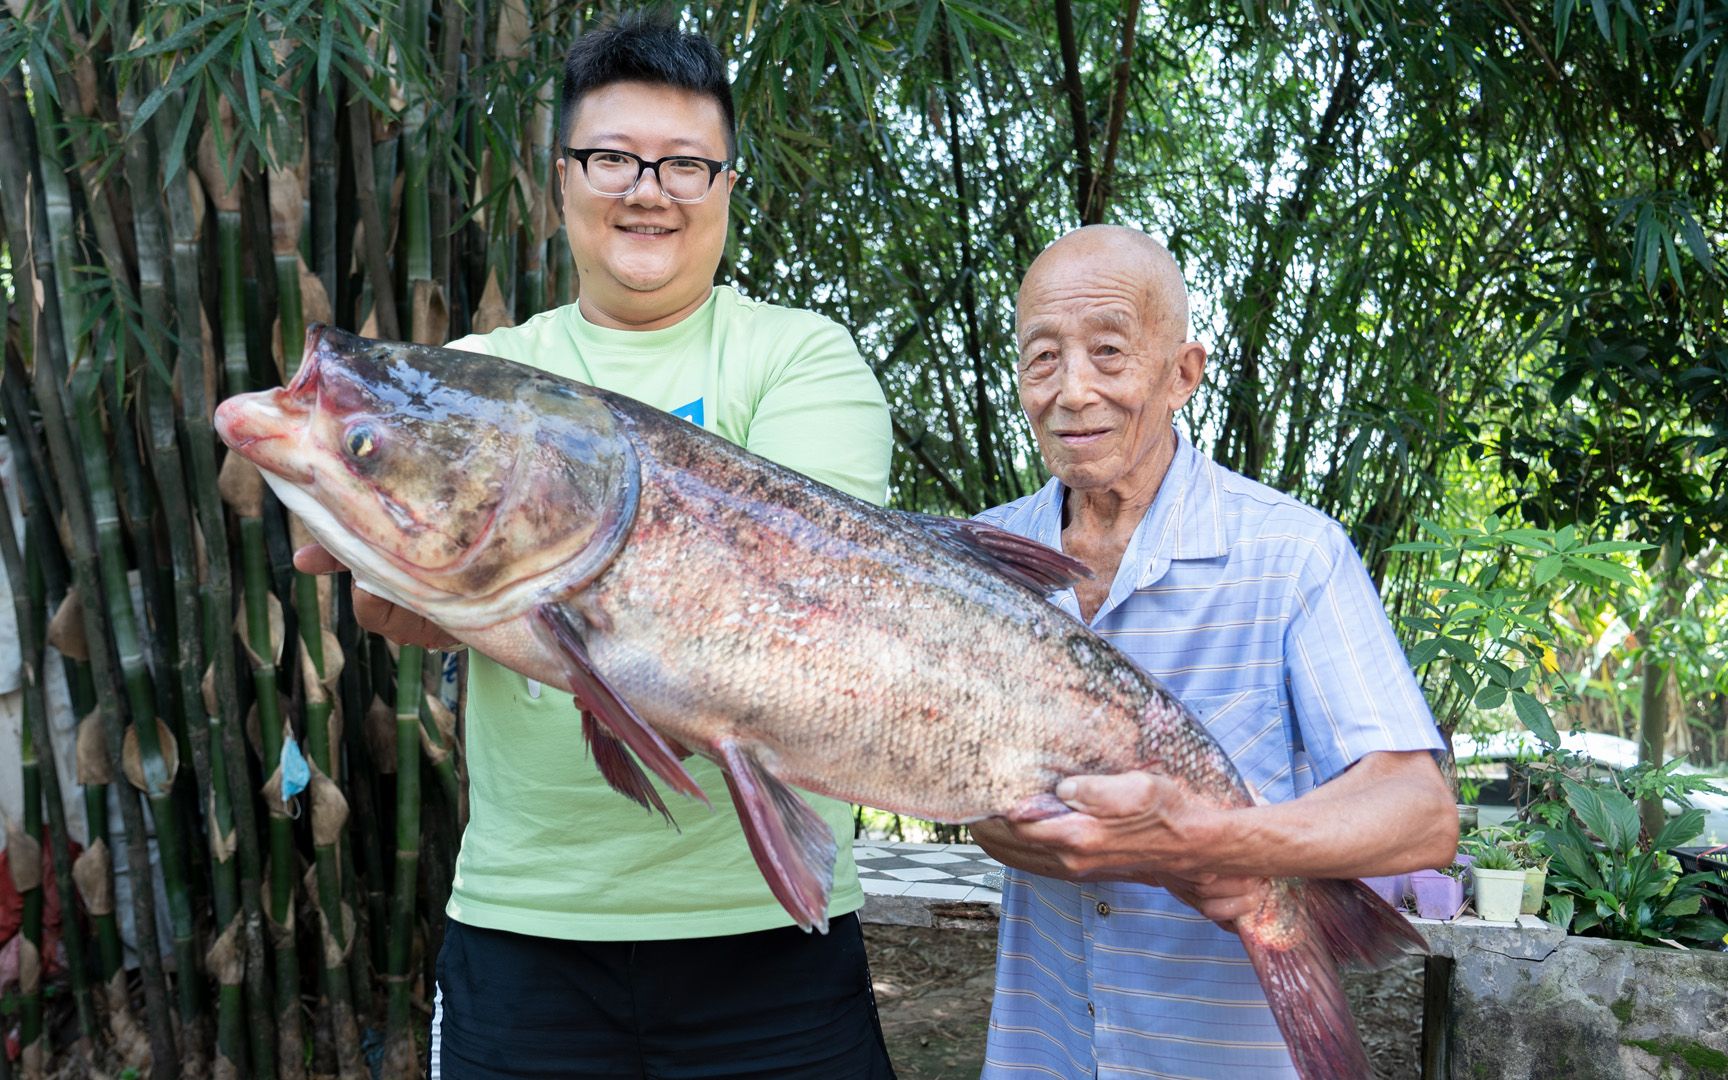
top-left (299, 15), bottom-right (897, 1078)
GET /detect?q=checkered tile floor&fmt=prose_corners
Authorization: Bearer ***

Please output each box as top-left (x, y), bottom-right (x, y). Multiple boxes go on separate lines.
top-left (853, 841), bottom-right (1004, 905)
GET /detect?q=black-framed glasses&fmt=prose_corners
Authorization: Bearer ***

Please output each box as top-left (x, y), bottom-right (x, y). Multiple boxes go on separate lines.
top-left (562, 147), bottom-right (732, 204)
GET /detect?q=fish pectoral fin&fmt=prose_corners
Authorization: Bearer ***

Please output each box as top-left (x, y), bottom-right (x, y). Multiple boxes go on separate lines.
top-left (583, 711), bottom-right (677, 827)
top-left (905, 513), bottom-right (1092, 593)
top-left (536, 604), bottom-right (711, 809)
top-left (1005, 792), bottom-right (1072, 822)
top-left (718, 740), bottom-right (837, 934)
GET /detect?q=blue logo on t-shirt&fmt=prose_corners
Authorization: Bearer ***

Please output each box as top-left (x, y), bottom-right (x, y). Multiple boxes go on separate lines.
top-left (670, 397), bottom-right (705, 427)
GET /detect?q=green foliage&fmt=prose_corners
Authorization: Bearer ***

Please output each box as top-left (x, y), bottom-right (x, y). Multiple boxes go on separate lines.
top-left (1388, 518), bottom-right (1649, 742)
top-left (1533, 764), bottom-right (1728, 947)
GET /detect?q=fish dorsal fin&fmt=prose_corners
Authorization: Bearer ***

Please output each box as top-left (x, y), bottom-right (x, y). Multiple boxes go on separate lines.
top-left (905, 513), bottom-right (1092, 594)
top-left (536, 604), bottom-right (710, 810)
top-left (717, 739), bottom-right (837, 933)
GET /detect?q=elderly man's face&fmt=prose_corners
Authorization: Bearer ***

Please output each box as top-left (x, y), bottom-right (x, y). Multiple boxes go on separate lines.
top-left (1015, 256), bottom-right (1199, 498)
top-left (557, 80), bottom-right (736, 330)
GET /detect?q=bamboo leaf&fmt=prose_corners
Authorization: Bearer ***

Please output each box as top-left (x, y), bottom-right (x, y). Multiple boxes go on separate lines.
top-left (121, 5), bottom-right (246, 61)
top-left (129, 21), bottom-right (245, 134)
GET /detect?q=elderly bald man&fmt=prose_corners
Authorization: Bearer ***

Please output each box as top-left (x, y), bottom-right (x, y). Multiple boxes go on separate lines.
top-left (969, 226), bottom-right (1457, 1079)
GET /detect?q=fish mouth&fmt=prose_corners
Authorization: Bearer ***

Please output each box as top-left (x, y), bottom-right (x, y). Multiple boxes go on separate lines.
top-left (214, 390), bottom-right (315, 484)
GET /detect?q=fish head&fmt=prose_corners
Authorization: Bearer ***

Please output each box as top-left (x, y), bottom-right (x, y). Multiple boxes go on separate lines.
top-left (215, 324), bottom-right (638, 627)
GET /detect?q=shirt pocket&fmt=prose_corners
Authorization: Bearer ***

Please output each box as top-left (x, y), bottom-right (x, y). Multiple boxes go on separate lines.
top-left (1182, 687), bottom-right (1294, 802)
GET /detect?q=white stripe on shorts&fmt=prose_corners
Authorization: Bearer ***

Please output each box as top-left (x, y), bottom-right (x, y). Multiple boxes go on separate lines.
top-left (429, 983), bottom-right (444, 1079)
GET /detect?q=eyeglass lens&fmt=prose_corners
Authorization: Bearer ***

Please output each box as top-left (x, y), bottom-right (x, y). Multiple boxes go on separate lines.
top-left (585, 152), bottom-right (715, 202)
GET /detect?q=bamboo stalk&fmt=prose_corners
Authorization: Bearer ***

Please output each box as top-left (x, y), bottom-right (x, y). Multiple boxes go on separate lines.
top-left (383, 645), bottom-right (423, 1080)
top-left (22, 64), bottom-right (179, 1079)
top-left (43, 38), bottom-right (207, 1043)
top-left (13, 592), bottom-right (44, 1078)
top-left (202, 122), bottom-right (306, 1080)
top-left (272, 93), bottom-right (366, 1078)
top-left (166, 100), bottom-right (278, 1080)
top-left (69, 346), bottom-right (204, 1051)
top-left (0, 78), bottom-right (95, 1044)
top-left (104, 39), bottom-right (256, 1074)
top-left (312, 84), bottom-right (340, 305)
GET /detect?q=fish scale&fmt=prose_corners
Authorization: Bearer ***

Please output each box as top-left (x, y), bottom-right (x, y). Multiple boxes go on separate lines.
top-left (216, 323), bottom-right (1427, 1080)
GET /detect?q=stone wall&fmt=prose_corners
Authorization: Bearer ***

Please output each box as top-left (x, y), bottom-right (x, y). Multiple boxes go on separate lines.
top-left (1422, 920), bottom-right (1728, 1079)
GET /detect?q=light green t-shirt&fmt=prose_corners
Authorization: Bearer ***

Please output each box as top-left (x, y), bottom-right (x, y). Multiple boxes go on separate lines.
top-left (442, 285), bottom-right (892, 940)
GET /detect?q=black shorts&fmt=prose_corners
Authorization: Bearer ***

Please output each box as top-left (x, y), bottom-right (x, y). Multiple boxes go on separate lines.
top-left (431, 913), bottom-right (898, 1079)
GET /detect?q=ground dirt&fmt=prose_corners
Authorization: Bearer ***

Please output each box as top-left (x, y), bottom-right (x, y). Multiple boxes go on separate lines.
top-left (865, 922), bottom-right (1426, 1080)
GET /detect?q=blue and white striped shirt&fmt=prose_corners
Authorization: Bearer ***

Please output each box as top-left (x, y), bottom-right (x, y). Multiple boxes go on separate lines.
top-left (976, 431), bottom-right (1443, 1080)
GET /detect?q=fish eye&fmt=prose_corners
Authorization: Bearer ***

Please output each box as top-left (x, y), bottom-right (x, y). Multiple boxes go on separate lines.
top-left (345, 424), bottom-right (378, 459)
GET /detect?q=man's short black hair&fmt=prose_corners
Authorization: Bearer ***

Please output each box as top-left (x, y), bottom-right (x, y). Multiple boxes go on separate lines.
top-left (557, 10), bottom-right (737, 158)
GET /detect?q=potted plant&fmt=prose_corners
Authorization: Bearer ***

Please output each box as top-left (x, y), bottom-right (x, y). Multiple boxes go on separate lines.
top-left (1362, 873), bottom-right (1407, 909)
top-left (1519, 859), bottom-right (1549, 916)
top-left (1470, 844), bottom-right (1527, 922)
top-left (1410, 863), bottom-right (1466, 920)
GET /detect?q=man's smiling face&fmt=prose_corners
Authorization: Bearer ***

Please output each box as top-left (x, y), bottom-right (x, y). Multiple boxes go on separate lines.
top-left (1014, 233), bottom-right (1203, 503)
top-left (558, 80), bottom-right (736, 331)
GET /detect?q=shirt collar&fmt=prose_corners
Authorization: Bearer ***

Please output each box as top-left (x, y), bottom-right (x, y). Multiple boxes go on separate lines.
top-left (1026, 429), bottom-right (1227, 622)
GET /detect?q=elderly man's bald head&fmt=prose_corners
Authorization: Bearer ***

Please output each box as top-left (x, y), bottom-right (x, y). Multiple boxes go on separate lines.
top-left (1017, 226), bottom-right (1190, 339)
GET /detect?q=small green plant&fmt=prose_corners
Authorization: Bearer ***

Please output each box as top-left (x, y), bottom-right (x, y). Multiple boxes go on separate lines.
top-left (1535, 774), bottom-right (1728, 947)
top-left (1471, 844), bottom-right (1522, 871)
top-left (1440, 862), bottom-right (1469, 880)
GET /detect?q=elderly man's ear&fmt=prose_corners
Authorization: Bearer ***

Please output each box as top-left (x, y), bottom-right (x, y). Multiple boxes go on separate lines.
top-left (1171, 341), bottom-right (1207, 408)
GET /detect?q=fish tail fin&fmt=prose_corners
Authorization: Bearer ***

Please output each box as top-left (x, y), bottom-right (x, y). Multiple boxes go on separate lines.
top-left (1239, 878), bottom-right (1427, 1080)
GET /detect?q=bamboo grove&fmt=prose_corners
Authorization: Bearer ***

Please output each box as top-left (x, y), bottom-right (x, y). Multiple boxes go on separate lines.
top-left (0, 0), bottom-right (1725, 1077)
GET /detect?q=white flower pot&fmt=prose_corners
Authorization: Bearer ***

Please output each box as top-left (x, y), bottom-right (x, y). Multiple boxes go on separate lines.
top-left (1521, 867), bottom-right (1547, 916)
top-left (1472, 867), bottom-right (1526, 922)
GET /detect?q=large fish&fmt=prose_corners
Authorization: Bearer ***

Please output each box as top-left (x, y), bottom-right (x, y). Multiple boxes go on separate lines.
top-left (215, 325), bottom-right (1425, 1079)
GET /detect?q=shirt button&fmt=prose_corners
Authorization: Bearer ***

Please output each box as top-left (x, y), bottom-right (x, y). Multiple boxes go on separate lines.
top-left (1096, 901), bottom-right (1110, 917)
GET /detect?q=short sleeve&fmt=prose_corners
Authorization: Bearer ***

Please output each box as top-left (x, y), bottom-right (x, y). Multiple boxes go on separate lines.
top-left (743, 317), bottom-right (892, 506)
top-left (1285, 524), bottom-right (1445, 783)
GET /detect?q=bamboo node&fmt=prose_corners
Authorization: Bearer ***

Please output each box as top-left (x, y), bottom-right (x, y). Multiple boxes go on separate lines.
top-left (473, 269), bottom-right (515, 334)
top-left (299, 255), bottom-right (334, 329)
top-left (424, 692), bottom-right (459, 746)
top-left (234, 592), bottom-right (287, 669)
top-left (195, 100), bottom-right (244, 213)
top-left (122, 718), bottom-right (182, 797)
top-left (209, 789), bottom-right (237, 864)
top-left (73, 839), bottom-right (115, 916)
top-left (411, 278), bottom-right (450, 347)
top-left (4, 818), bottom-right (42, 893)
top-left (418, 720), bottom-right (449, 766)
top-left (201, 661), bottom-right (220, 718)
top-left (299, 627), bottom-right (345, 704)
top-left (267, 164), bottom-right (305, 254)
top-left (47, 588), bottom-right (88, 660)
top-left (260, 763), bottom-right (295, 820)
top-left (76, 709), bottom-right (112, 785)
top-left (319, 901), bottom-right (357, 968)
top-left (309, 764), bottom-right (350, 847)
top-left (17, 936), bottom-right (40, 994)
top-left (206, 916), bottom-right (245, 987)
top-left (263, 891), bottom-right (297, 944)
top-left (365, 695), bottom-right (398, 774)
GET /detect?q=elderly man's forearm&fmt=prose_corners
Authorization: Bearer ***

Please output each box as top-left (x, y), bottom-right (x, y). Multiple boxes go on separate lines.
top-left (1191, 750), bottom-right (1458, 879)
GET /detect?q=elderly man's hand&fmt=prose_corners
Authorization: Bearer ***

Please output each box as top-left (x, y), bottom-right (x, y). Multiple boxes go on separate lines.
top-left (970, 771), bottom-right (1271, 931)
top-left (293, 543), bottom-right (461, 651)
